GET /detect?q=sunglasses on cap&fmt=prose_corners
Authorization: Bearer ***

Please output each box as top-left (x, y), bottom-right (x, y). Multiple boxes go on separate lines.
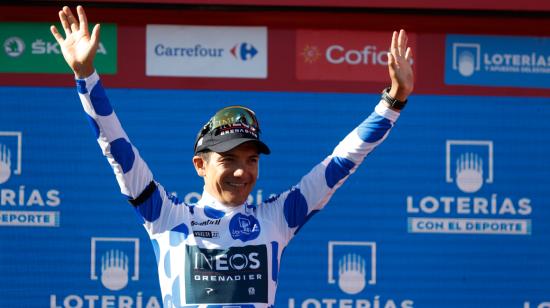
top-left (194, 106), bottom-right (270, 155)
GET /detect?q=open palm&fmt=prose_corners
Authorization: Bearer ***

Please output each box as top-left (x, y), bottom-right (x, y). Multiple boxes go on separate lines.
top-left (387, 30), bottom-right (414, 102)
top-left (50, 6), bottom-right (100, 78)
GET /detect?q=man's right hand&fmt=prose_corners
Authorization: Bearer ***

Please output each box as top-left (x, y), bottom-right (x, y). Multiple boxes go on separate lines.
top-left (50, 6), bottom-right (100, 79)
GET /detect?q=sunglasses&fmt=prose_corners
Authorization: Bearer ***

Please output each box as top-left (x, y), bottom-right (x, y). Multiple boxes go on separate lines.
top-left (194, 106), bottom-right (262, 152)
top-left (199, 106), bottom-right (261, 138)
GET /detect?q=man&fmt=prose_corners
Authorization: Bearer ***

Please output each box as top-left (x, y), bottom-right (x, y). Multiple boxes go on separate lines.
top-left (51, 5), bottom-right (413, 308)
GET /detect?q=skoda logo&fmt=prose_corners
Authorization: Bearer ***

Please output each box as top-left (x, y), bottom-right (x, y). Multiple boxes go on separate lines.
top-left (4, 37), bottom-right (25, 58)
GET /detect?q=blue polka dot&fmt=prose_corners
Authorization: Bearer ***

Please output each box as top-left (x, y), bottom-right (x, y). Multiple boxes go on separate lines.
top-left (163, 251), bottom-right (171, 278)
top-left (169, 223), bottom-right (189, 246)
top-left (163, 294), bottom-right (172, 308)
top-left (357, 113), bottom-right (392, 143)
top-left (271, 241), bottom-right (279, 282)
top-left (137, 187), bottom-right (162, 222)
top-left (85, 115), bottom-right (100, 139)
top-left (204, 206), bottom-right (225, 219)
top-left (167, 194), bottom-right (182, 205)
top-left (151, 239), bottom-right (160, 264)
top-left (325, 156), bottom-right (355, 188)
top-left (90, 80), bottom-right (113, 116)
top-left (284, 189), bottom-right (308, 228)
top-left (110, 138), bottom-right (135, 174)
top-left (76, 79), bottom-right (87, 94)
top-left (171, 276), bottom-right (181, 307)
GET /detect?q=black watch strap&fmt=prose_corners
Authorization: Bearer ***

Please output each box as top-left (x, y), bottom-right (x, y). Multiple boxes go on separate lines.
top-left (381, 87), bottom-right (407, 110)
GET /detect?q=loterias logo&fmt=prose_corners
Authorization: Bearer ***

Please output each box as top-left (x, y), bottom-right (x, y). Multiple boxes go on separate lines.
top-left (0, 131), bottom-right (61, 227)
top-left (407, 140), bottom-right (532, 235)
top-left (146, 25), bottom-right (267, 78)
top-left (50, 237), bottom-right (161, 308)
top-left (288, 241), bottom-right (414, 308)
top-left (451, 43), bottom-right (481, 78)
top-left (445, 34), bottom-right (550, 89)
top-left (296, 30), bottom-right (416, 82)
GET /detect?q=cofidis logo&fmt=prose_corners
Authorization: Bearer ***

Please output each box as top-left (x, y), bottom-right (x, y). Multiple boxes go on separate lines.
top-left (407, 140), bottom-right (532, 235)
top-left (296, 30), bottom-right (415, 82)
top-left (0, 131), bottom-right (61, 227)
top-left (146, 25), bottom-right (267, 78)
top-left (445, 34), bottom-right (550, 89)
top-left (288, 241), bottom-right (414, 308)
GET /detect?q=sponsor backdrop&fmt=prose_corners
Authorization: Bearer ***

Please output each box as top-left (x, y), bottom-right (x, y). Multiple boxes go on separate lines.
top-left (445, 34), bottom-right (550, 89)
top-left (0, 85), bottom-right (549, 307)
top-left (0, 22), bottom-right (117, 74)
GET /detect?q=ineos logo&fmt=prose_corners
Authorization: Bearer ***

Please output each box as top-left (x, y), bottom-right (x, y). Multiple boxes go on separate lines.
top-left (193, 251), bottom-right (260, 271)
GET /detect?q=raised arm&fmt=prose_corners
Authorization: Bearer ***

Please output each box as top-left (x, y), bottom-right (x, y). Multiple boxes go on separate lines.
top-left (387, 29), bottom-right (414, 106)
top-left (266, 30), bottom-right (414, 242)
top-left (49, 6), bottom-right (154, 209)
top-left (50, 6), bottom-right (99, 78)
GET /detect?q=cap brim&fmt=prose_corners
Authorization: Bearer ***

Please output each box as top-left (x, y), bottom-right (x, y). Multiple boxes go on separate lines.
top-left (207, 138), bottom-right (270, 155)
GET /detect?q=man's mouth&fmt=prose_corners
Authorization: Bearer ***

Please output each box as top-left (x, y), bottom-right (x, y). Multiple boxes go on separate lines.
top-left (227, 182), bottom-right (246, 188)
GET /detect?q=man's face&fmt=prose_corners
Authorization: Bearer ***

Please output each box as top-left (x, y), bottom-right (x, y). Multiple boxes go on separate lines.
top-left (193, 142), bottom-right (259, 207)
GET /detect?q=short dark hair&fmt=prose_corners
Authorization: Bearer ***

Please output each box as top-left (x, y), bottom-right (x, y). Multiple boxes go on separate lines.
top-left (197, 151), bottom-right (212, 162)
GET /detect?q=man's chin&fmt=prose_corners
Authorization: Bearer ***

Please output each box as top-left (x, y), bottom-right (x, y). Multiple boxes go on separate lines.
top-left (222, 194), bottom-right (249, 207)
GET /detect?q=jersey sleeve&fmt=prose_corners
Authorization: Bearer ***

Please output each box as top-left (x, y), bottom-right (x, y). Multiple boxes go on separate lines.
top-left (261, 101), bottom-right (401, 243)
top-left (75, 71), bottom-right (191, 236)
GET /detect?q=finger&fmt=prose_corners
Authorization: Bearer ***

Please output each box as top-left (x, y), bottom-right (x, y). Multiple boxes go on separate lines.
top-left (59, 9), bottom-right (71, 36)
top-left (400, 29), bottom-right (408, 53)
top-left (90, 24), bottom-right (101, 49)
top-left (398, 29), bottom-right (406, 57)
top-left (387, 52), bottom-right (398, 70)
top-left (63, 6), bottom-right (79, 32)
top-left (390, 30), bottom-right (399, 58)
top-left (77, 5), bottom-right (89, 36)
top-left (405, 47), bottom-right (413, 62)
top-left (50, 25), bottom-right (65, 45)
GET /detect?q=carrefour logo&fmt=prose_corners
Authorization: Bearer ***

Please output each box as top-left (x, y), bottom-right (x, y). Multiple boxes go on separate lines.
top-left (230, 42), bottom-right (258, 61)
top-left (146, 25), bottom-right (267, 78)
top-left (406, 140), bottom-right (533, 235)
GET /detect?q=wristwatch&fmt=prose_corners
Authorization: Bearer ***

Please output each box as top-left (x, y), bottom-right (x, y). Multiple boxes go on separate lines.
top-left (381, 87), bottom-right (407, 110)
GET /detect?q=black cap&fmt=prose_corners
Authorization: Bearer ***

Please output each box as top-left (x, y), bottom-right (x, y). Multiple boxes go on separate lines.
top-left (194, 106), bottom-right (270, 155)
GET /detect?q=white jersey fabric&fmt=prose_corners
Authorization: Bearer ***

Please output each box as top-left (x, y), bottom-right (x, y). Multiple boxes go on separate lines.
top-left (76, 71), bottom-right (400, 308)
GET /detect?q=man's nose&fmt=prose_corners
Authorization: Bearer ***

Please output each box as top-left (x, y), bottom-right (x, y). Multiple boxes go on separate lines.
top-left (233, 166), bottom-right (245, 177)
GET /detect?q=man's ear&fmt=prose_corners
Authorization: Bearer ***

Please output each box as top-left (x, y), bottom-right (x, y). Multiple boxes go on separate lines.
top-left (192, 155), bottom-right (206, 177)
